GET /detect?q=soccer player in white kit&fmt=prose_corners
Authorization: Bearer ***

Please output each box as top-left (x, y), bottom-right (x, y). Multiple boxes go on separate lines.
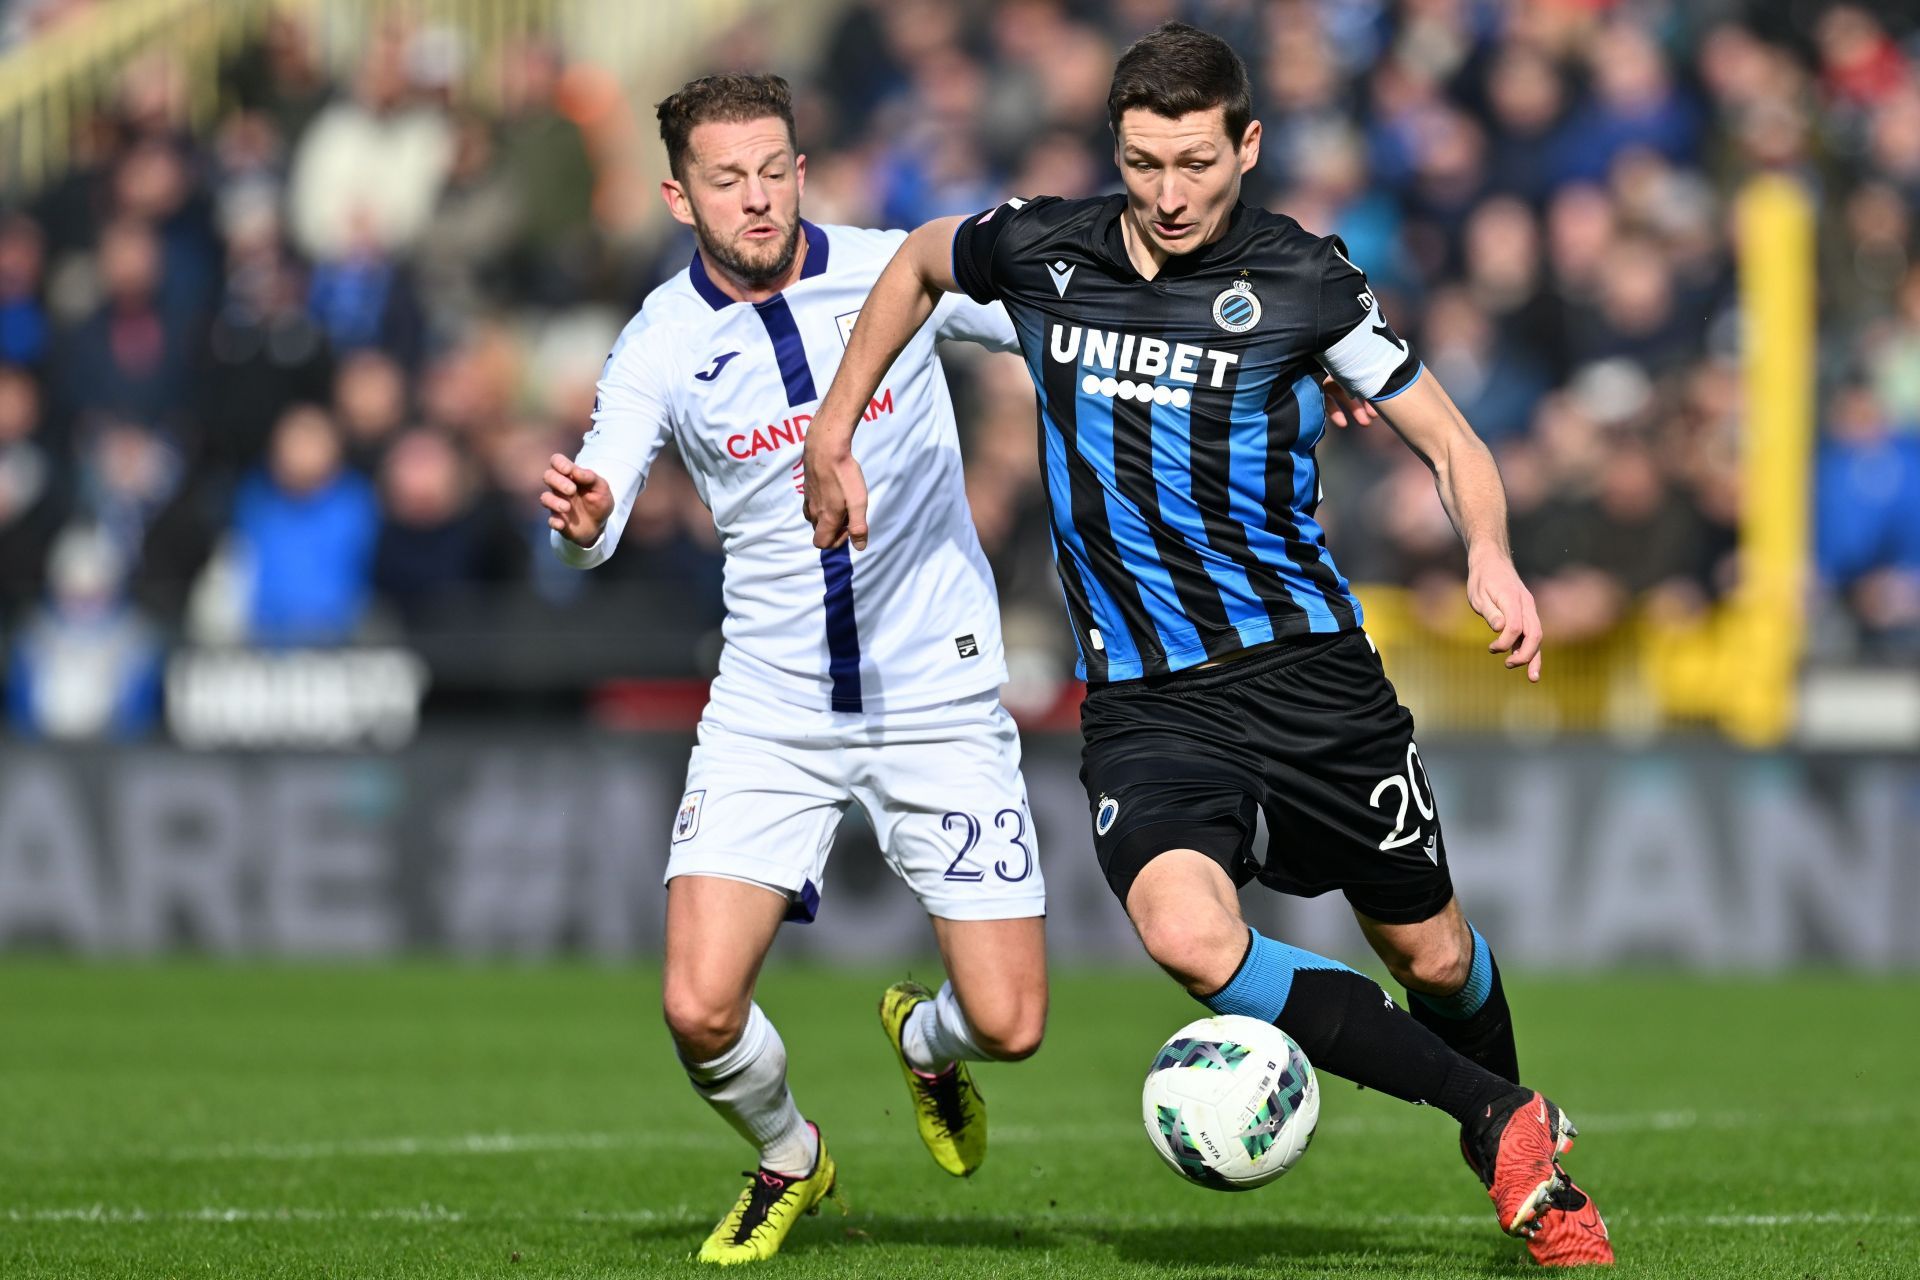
top-left (539, 74), bottom-right (1048, 1265)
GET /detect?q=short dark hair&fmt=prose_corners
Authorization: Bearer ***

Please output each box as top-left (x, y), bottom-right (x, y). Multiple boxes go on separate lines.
top-left (655, 73), bottom-right (797, 180)
top-left (1107, 21), bottom-right (1252, 146)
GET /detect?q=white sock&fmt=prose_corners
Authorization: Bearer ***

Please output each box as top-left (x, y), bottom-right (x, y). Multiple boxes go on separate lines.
top-left (681, 1003), bottom-right (818, 1176)
top-left (899, 981), bottom-right (989, 1073)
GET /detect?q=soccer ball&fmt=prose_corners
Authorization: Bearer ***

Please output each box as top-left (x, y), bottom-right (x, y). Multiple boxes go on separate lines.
top-left (1141, 1014), bottom-right (1319, 1191)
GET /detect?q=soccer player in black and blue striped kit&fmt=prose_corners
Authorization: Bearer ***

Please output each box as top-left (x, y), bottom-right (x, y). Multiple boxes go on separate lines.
top-left (805, 21), bottom-right (1611, 1267)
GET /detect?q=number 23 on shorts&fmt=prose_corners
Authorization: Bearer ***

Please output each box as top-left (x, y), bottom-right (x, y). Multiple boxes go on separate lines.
top-left (940, 808), bottom-right (1035, 882)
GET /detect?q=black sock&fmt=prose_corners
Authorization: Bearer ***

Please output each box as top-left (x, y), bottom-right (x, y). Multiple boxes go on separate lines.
top-left (1409, 950), bottom-right (1520, 1086)
top-left (1274, 968), bottom-right (1515, 1126)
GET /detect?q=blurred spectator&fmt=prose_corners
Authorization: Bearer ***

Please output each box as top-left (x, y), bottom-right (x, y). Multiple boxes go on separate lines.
top-left (210, 110), bottom-right (290, 245)
top-left (874, 46), bottom-right (1001, 227)
top-left (416, 113), bottom-right (519, 332)
top-left (814, 0), bottom-right (910, 148)
top-left (1480, 42), bottom-right (1569, 205)
top-left (200, 197), bottom-right (332, 473)
top-left (478, 423), bottom-right (578, 606)
top-left (1010, 129), bottom-right (1104, 203)
top-left (231, 405), bottom-right (378, 645)
top-left (1833, 181), bottom-right (1911, 332)
top-left (1865, 82), bottom-right (1920, 191)
top-left (1399, 107), bottom-right (1489, 276)
top-left (78, 415), bottom-right (182, 576)
top-left (1567, 234), bottom-right (1696, 374)
top-left (1418, 285), bottom-right (1548, 445)
top-left (1559, 22), bottom-right (1702, 184)
top-left (333, 349), bottom-right (411, 470)
top-left (286, 33), bottom-right (454, 263)
top-left (1817, 6), bottom-right (1908, 112)
top-left (371, 427), bottom-right (513, 622)
top-left (0, 215), bottom-right (50, 367)
top-left (112, 136), bottom-right (220, 319)
top-left (1816, 384), bottom-right (1920, 656)
top-left (6, 523), bottom-right (163, 741)
top-left (305, 220), bottom-right (426, 368)
top-left (602, 451), bottom-right (725, 629)
top-left (56, 218), bottom-right (195, 427)
top-left (1544, 184), bottom-right (1616, 319)
top-left (222, 10), bottom-right (331, 141)
top-left (1460, 197), bottom-right (1566, 376)
top-left (1572, 438), bottom-right (1718, 618)
top-left (494, 38), bottom-right (599, 304)
top-left (1868, 265), bottom-right (1920, 425)
top-left (1286, 127), bottom-right (1404, 287)
top-left (0, 367), bottom-right (68, 620)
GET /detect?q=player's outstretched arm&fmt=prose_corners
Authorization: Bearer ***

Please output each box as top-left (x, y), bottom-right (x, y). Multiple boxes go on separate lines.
top-left (1370, 373), bottom-right (1544, 682)
top-left (803, 215), bottom-right (969, 551)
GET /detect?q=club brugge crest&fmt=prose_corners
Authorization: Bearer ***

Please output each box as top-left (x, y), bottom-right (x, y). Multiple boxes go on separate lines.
top-left (1096, 794), bottom-right (1120, 836)
top-left (1212, 278), bottom-right (1261, 333)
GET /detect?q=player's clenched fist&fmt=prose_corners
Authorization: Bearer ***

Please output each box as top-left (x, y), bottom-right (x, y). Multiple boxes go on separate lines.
top-left (541, 453), bottom-right (613, 547)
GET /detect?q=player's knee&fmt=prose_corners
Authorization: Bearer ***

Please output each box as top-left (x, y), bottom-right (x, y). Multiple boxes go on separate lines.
top-left (661, 986), bottom-right (746, 1062)
top-left (1135, 913), bottom-right (1245, 995)
top-left (1396, 939), bottom-right (1472, 997)
top-left (971, 1002), bottom-right (1046, 1062)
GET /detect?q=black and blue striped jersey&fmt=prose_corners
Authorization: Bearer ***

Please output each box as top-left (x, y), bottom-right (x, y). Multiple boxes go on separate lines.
top-left (951, 194), bottom-right (1423, 683)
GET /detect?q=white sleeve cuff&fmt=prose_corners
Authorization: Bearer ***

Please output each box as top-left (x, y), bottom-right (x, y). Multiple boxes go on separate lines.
top-left (550, 525), bottom-right (610, 569)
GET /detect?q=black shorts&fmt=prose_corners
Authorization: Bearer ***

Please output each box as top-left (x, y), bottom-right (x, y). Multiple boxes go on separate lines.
top-left (1079, 629), bottom-right (1453, 925)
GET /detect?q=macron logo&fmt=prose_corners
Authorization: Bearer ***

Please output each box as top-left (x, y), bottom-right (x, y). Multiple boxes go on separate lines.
top-left (1047, 260), bottom-right (1075, 297)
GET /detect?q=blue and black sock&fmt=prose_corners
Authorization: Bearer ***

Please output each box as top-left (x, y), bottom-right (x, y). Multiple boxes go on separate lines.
top-left (1407, 925), bottom-right (1520, 1085)
top-left (1201, 927), bottom-right (1512, 1126)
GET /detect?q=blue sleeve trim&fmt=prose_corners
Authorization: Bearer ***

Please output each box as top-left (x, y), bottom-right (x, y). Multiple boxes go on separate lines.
top-left (1367, 360), bottom-right (1428, 401)
top-left (1368, 361), bottom-right (1423, 402)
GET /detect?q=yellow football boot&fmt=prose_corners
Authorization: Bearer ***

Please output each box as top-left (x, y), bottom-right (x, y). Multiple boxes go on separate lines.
top-left (878, 980), bottom-right (987, 1177)
top-left (695, 1125), bottom-right (836, 1265)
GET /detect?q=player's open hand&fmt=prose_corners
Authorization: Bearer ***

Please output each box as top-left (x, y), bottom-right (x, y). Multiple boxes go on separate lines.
top-left (1467, 550), bottom-right (1543, 682)
top-left (802, 441), bottom-right (869, 552)
top-left (541, 453), bottom-right (613, 547)
top-left (1320, 374), bottom-right (1377, 429)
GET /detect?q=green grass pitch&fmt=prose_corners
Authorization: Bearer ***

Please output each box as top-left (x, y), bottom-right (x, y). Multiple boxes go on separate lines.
top-left (2, 962), bottom-right (1915, 1278)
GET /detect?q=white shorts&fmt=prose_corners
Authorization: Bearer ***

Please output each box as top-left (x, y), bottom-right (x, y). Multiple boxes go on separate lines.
top-left (665, 692), bottom-right (1046, 923)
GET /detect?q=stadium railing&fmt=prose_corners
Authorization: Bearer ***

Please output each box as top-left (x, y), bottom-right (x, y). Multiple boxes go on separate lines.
top-left (1357, 584), bottom-right (1738, 740)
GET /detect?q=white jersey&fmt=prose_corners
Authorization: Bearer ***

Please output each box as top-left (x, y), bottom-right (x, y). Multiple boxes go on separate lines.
top-left (553, 221), bottom-right (1019, 728)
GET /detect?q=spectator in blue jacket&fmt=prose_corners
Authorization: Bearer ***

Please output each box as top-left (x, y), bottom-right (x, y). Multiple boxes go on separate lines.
top-left (231, 403), bottom-right (378, 645)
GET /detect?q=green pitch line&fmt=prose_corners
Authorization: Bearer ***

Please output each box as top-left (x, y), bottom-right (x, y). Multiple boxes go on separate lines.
top-left (1, 962), bottom-right (1916, 1278)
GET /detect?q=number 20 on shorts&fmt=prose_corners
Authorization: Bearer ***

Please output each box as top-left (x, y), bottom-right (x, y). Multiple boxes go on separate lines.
top-left (1368, 742), bottom-right (1436, 855)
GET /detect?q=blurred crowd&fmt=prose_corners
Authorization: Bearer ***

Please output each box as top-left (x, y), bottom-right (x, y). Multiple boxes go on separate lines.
top-left (1, 1), bottom-right (1918, 739)
top-left (767, 0), bottom-right (1920, 671)
top-left (0, 13), bottom-right (727, 736)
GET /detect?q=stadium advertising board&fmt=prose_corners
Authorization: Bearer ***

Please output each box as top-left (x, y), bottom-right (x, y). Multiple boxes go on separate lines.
top-left (1, 738), bottom-right (1912, 967)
